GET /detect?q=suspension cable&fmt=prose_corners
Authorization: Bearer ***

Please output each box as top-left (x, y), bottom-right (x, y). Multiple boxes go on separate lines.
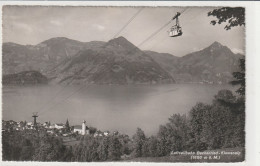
top-left (38, 7), bottom-right (190, 116)
top-left (113, 8), bottom-right (144, 38)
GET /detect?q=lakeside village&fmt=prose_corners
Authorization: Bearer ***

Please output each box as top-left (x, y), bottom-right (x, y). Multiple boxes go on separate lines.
top-left (2, 119), bottom-right (112, 138)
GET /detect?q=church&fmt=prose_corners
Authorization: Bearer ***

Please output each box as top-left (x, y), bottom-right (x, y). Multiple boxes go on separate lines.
top-left (73, 120), bottom-right (90, 135)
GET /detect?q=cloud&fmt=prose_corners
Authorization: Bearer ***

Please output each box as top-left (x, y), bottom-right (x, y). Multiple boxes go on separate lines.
top-left (50, 20), bottom-right (62, 26)
top-left (92, 24), bottom-right (105, 31)
top-left (231, 48), bottom-right (244, 54)
top-left (13, 22), bottom-right (33, 32)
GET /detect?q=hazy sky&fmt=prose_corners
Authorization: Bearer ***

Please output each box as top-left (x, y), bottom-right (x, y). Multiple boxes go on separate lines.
top-left (3, 6), bottom-right (245, 56)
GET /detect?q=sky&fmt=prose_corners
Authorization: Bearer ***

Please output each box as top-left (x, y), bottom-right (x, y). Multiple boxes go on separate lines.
top-left (2, 6), bottom-right (245, 56)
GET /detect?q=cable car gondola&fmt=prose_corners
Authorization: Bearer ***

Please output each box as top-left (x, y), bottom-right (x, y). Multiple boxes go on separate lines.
top-left (168, 12), bottom-right (183, 37)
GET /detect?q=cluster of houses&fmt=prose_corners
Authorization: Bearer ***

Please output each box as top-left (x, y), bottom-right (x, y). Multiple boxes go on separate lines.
top-left (2, 120), bottom-right (113, 137)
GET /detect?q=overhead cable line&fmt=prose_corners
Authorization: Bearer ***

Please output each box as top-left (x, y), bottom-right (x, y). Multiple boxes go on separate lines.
top-left (138, 7), bottom-right (189, 48)
top-left (113, 7), bottom-right (144, 38)
top-left (36, 59), bottom-right (89, 114)
top-left (180, 7), bottom-right (189, 14)
top-left (36, 76), bottom-right (82, 114)
top-left (39, 84), bottom-right (91, 115)
top-left (137, 20), bottom-right (172, 48)
top-left (39, 8), bottom-right (146, 114)
top-left (38, 8), bottom-right (188, 116)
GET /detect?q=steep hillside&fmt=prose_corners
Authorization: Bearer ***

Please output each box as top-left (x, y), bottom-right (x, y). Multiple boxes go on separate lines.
top-left (2, 37), bottom-right (105, 75)
top-left (144, 51), bottom-right (180, 73)
top-left (35, 37), bottom-right (105, 61)
top-left (49, 37), bottom-right (175, 85)
top-left (3, 37), bottom-right (243, 85)
top-left (178, 41), bottom-right (243, 84)
top-left (2, 42), bottom-right (48, 75)
top-left (3, 71), bottom-right (48, 85)
top-left (147, 42), bottom-right (243, 84)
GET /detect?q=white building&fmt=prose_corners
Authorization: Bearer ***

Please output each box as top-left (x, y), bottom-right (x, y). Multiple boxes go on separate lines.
top-left (26, 122), bottom-right (33, 126)
top-left (49, 124), bottom-right (55, 129)
top-left (54, 123), bottom-right (64, 129)
top-left (25, 125), bottom-right (34, 130)
top-left (103, 131), bottom-right (110, 136)
top-left (43, 122), bottom-right (49, 128)
top-left (73, 120), bottom-right (89, 135)
top-left (94, 130), bottom-right (103, 137)
top-left (73, 125), bottom-right (82, 133)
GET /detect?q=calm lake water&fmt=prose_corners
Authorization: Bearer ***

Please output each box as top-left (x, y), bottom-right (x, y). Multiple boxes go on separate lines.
top-left (2, 84), bottom-right (235, 136)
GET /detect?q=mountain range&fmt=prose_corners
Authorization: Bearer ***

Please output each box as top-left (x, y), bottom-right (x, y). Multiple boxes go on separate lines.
top-left (2, 37), bottom-right (105, 75)
top-left (2, 36), bottom-right (243, 85)
top-left (145, 41), bottom-right (243, 84)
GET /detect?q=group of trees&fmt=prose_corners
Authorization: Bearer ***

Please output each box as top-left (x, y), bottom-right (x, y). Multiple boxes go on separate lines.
top-left (208, 7), bottom-right (245, 30)
top-left (2, 129), bottom-right (131, 161)
top-left (127, 93), bottom-right (245, 159)
top-left (72, 134), bottom-right (132, 161)
top-left (189, 89), bottom-right (245, 150)
top-left (129, 56), bottom-right (245, 158)
top-left (2, 130), bottom-right (66, 161)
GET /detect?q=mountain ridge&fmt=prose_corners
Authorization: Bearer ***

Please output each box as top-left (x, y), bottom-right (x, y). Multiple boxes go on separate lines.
top-left (48, 37), bottom-right (175, 85)
top-left (145, 41), bottom-right (243, 84)
top-left (3, 37), bottom-right (243, 85)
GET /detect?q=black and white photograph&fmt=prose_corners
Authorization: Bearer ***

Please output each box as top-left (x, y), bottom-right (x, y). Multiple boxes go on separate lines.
top-left (1, 3), bottom-right (252, 163)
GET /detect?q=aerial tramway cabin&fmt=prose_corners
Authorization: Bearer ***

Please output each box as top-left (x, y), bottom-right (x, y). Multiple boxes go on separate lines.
top-left (168, 12), bottom-right (183, 37)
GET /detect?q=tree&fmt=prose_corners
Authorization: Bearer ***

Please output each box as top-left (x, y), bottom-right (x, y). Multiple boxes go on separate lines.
top-left (204, 98), bottom-right (235, 149)
top-left (208, 7), bottom-right (245, 30)
top-left (117, 134), bottom-right (131, 155)
top-left (132, 128), bottom-right (146, 157)
top-left (187, 90), bottom-right (245, 150)
top-left (166, 114), bottom-right (190, 151)
top-left (147, 136), bottom-right (158, 157)
top-left (156, 125), bottom-right (169, 156)
top-left (213, 89), bottom-right (238, 110)
top-left (156, 114), bottom-right (190, 156)
top-left (73, 135), bottom-right (100, 161)
top-left (208, 7), bottom-right (245, 148)
top-left (141, 138), bottom-right (150, 157)
top-left (230, 58), bottom-right (245, 96)
top-left (108, 136), bottom-right (122, 160)
top-left (227, 58), bottom-right (245, 147)
top-left (211, 90), bottom-right (244, 148)
top-left (62, 146), bottom-right (74, 161)
top-left (189, 103), bottom-right (211, 150)
top-left (65, 119), bottom-right (70, 132)
top-left (97, 137), bottom-right (110, 161)
top-left (20, 139), bottom-right (34, 160)
top-left (88, 126), bottom-right (97, 135)
top-left (32, 135), bottom-right (65, 161)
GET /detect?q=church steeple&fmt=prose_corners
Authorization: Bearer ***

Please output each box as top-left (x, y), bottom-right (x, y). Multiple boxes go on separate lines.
top-left (82, 120), bottom-right (86, 135)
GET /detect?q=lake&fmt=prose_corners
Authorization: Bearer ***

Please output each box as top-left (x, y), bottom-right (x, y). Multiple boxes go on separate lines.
top-left (2, 84), bottom-right (236, 136)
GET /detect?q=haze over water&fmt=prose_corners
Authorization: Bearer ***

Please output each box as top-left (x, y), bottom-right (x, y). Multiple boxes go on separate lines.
top-left (2, 84), bottom-right (235, 136)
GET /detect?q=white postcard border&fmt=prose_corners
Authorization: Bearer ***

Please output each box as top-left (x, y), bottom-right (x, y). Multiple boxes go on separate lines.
top-left (0, 1), bottom-right (259, 166)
